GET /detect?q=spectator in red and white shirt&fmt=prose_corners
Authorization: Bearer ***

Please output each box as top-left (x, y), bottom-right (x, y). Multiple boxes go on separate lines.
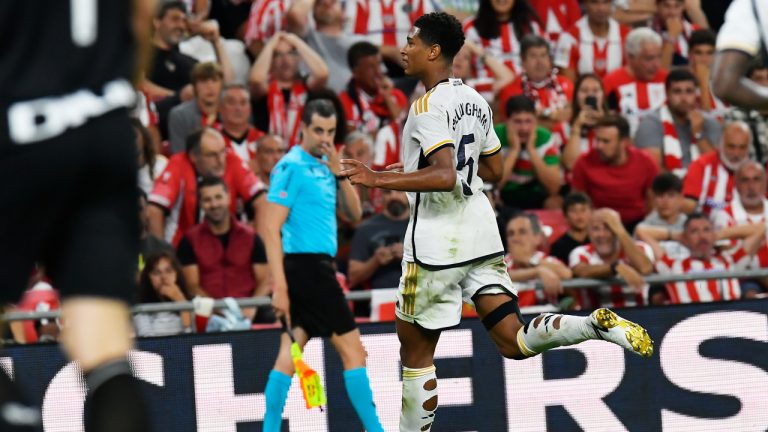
top-left (653, 0), bottom-right (700, 69)
top-left (647, 213), bottom-right (765, 304)
top-left (634, 68), bottom-right (721, 178)
top-left (249, 32), bottom-right (328, 147)
top-left (464, 0), bottom-right (542, 80)
top-left (604, 27), bottom-right (668, 135)
top-left (342, 0), bottom-right (433, 63)
top-left (571, 115), bottom-right (659, 230)
top-left (504, 213), bottom-right (572, 308)
top-left (244, 0), bottom-right (290, 56)
top-left (499, 35), bottom-right (574, 134)
top-left (147, 128), bottom-right (266, 246)
top-left (681, 121), bottom-right (753, 215)
top-left (561, 73), bottom-right (607, 172)
top-left (555, 0), bottom-right (630, 82)
top-left (218, 84), bottom-right (265, 169)
top-left (531, 0), bottom-right (581, 44)
top-left (711, 162), bottom-right (768, 294)
top-left (339, 42), bottom-right (408, 136)
top-left (254, 134), bottom-right (287, 187)
top-left (570, 208), bottom-right (655, 309)
top-left (453, 41), bottom-right (516, 106)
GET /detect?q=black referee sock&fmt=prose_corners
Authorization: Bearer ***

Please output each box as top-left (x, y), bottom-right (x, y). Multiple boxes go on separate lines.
top-left (0, 367), bottom-right (41, 431)
top-left (83, 359), bottom-right (150, 432)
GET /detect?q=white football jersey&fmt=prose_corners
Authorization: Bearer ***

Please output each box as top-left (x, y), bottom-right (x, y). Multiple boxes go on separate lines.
top-left (401, 78), bottom-right (504, 268)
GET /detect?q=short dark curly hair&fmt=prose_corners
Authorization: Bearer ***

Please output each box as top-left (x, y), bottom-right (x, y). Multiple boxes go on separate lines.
top-left (413, 12), bottom-right (465, 62)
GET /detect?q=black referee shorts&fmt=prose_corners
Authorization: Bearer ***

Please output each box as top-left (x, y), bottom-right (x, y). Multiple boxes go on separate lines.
top-left (0, 111), bottom-right (138, 304)
top-left (285, 254), bottom-right (356, 338)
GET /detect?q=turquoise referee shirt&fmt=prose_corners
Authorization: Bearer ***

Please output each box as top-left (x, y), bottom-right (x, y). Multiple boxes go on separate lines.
top-left (267, 145), bottom-right (337, 256)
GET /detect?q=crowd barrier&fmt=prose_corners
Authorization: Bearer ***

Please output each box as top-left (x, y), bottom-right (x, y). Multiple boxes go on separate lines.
top-left (2, 300), bottom-right (766, 431)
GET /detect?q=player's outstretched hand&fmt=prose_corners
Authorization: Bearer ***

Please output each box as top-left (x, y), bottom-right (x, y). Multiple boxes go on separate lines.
top-left (340, 158), bottom-right (378, 187)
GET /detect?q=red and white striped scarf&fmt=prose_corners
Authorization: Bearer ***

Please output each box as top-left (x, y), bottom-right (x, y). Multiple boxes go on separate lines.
top-left (521, 69), bottom-right (567, 110)
top-left (661, 105), bottom-right (699, 178)
top-left (267, 79), bottom-right (306, 147)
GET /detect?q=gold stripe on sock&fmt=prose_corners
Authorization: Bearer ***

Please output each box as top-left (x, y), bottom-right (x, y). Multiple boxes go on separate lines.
top-left (402, 365), bottom-right (436, 379)
top-left (516, 327), bottom-right (538, 357)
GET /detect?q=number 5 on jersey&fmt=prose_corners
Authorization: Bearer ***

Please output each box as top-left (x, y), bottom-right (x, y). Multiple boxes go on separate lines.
top-left (456, 133), bottom-right (475, 196)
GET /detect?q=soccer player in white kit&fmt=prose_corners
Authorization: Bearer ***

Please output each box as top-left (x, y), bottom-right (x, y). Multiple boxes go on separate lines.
top-left (713, 0), bottom-right (768, 109)
top-left (340, 12), bottom-right (654, 432)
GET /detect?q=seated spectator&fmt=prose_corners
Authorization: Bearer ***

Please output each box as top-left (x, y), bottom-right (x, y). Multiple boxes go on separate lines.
top-left (453, 41), bottom-right (516, 107)
top-left (504, 213), bottom-right (573, 307)
top-left (499, 35), bottom-right (573, 133)
top-left (572, 115), bottom-right (659, 231)
top-left (134, 251), bottom-right (192, 337)
top-left (636, 173), bottom-right (689, 260)
top-left (287, 0), bottom-right (363, 92)
top-left (650, 213), bottom-right (765, 304)
top-left (348, 189), bottom-right (409, 315)
top-left (550, 192), bottom-right (593, 264)
top-left (139, 189), bottom-right (174, 273)
top-left (681, 121), bottom-right (753, 215)
top-left (531, 0), bottom-right (581, 44)
top-left (555, 0), bottom-right (630, 82)
top-left (635, 68), bottom-right (721, 177)
top-left (249, 32), bottom-right (329, 146)
top-left (146, 1), bottom-right (197, 130)
top-left (168, 62), bottom-right (224, 154)
top-left (653, 0), bottom-right (700, 68)
top-left (687, 29), bottom-right (729, 118)
top-left (134, 118), bottom-right (168, 196)
top-left (570, 208), bottom-right (655, 309)
top-left (496, 96), bottom-right (562, 210)
top-left (561, 73), bottom-right (608, 172)
top-left (711, 162), bottom-right (768, 298)
top-left (148, 128), bottom-right (266, 246)
top-left (464, 0), bottom-right (542, 80)
top-left (177, 177), bottom-right (270, 320)
top-left (254, 134), bottom-right (287, 186)
top-left (339, 42), bottom-right (407, 136)
top-left (218, 84), bottom-right (265, 167)
top-left (724, 62), bottom-right (768, 164)
top-left (604, 27), bottom-right (668, 134)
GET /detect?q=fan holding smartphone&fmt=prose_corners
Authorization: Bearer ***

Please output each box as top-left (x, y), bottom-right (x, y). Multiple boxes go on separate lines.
top-left (562, 74), bottom-right (608, 171)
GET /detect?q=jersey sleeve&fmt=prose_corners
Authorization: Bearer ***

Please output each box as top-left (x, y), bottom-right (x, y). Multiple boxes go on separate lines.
top-left (654, 256), bottom-right (673, 274)
top-left (716, 0), bottom-right (762, 56)
top-left (412, 106), bottom-right (455, 158)
top-left (267, 162), bottom-right (303, 209)
top-left (724, 246), bottom-right (752, 270)
top-left (711, 208), bottom-right (734, 231)
top-left (480, 118), bottom-right (502, 157)
top-left (636, 241), bottom-right (656, 263)
top-left (568, 246), bottom-right (590, 267)
top-left (554, 32), bottom-right (578, 69)
top-left (148, 159), bottom-right (182, 211)
top-left (231, 154), bottom-right (266, 202)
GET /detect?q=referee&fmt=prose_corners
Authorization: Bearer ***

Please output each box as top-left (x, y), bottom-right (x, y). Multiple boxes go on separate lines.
top-left (260, 99), bottom-right (383, 432)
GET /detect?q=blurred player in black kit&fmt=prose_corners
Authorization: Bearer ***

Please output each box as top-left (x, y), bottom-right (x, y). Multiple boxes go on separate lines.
top-left (0, 1), bottom-right (155, 431)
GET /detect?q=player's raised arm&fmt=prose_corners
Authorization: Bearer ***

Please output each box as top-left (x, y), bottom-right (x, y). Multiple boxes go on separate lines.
top-left (340, 146), bottom-right (457, 192)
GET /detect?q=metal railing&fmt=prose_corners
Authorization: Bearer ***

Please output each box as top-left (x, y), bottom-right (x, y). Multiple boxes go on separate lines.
top-left (4, 269), bottom-right (768, 322)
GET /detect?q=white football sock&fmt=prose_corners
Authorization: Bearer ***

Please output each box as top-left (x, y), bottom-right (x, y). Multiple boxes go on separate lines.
top-left (400, 365), bottom-right (437, 432)
top-left (516, 313), bottom-right (595, 356)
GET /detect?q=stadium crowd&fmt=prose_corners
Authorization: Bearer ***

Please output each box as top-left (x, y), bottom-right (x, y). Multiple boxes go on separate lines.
top-left (9, 0), bottom-right (766, 342)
